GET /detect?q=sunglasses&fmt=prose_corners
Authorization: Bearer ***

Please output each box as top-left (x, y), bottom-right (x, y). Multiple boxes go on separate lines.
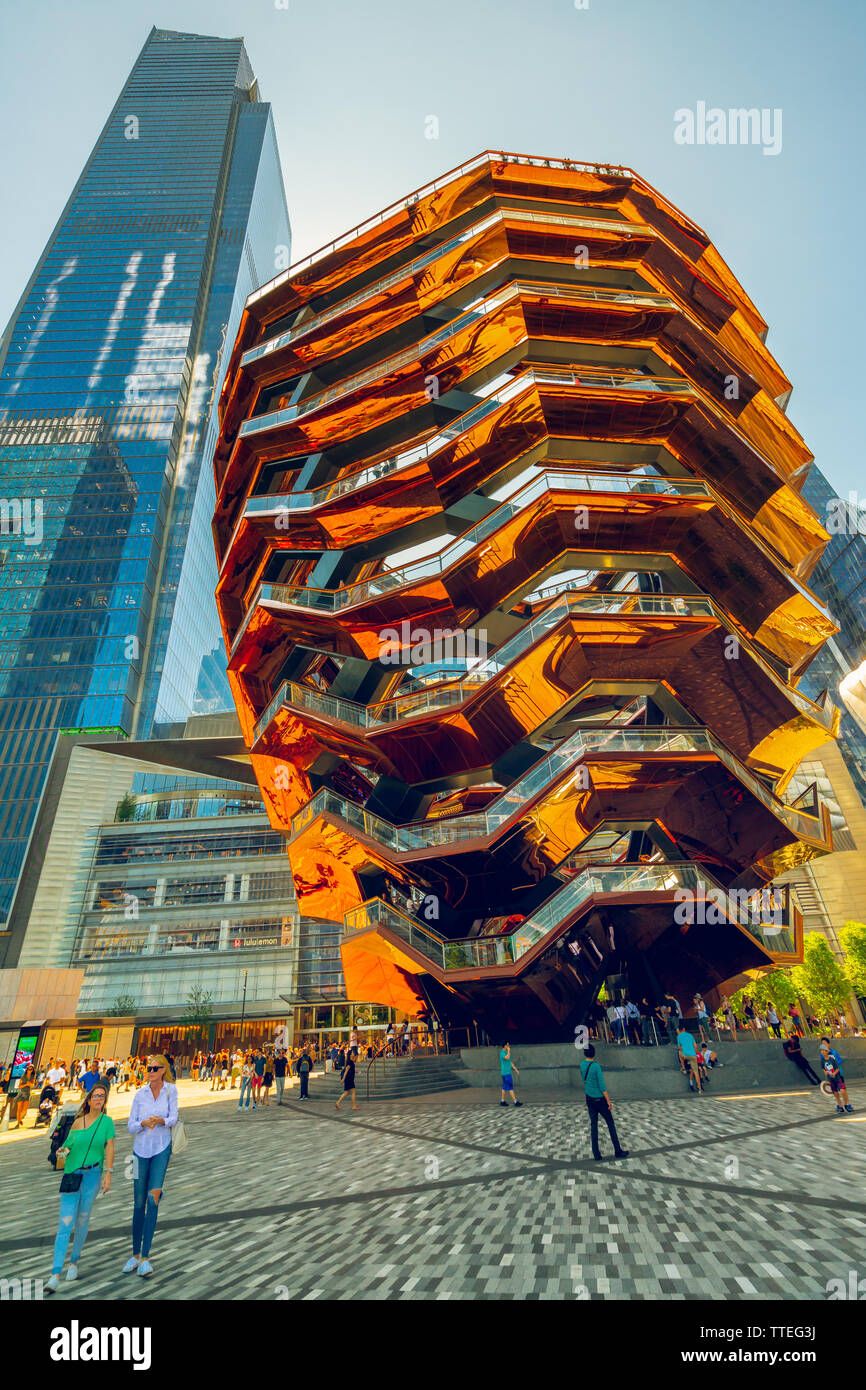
top-left (147, 1065), bottom-right (163, 1072)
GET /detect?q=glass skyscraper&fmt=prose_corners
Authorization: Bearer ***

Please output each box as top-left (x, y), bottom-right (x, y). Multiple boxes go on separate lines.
top-left (0, 28), bottom-right (290, 924)
top-left (799, 464), bottom-right (866, 801)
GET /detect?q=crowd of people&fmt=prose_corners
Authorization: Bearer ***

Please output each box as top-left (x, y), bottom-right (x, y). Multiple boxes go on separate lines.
top-left (585, 991), bottom-right (859, 1048)
top-left (0, 1054), bottom-right (159, 1130)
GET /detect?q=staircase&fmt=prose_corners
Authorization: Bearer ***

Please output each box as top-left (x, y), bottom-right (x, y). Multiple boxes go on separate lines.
top-left (285, 1054), bottom-right (470, 1101)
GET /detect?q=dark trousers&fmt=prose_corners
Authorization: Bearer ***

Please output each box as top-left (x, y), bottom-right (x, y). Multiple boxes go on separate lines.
top-left (586, 1095), bottom-right (624, 1158)
top-left (790, 1054), bottom-right (821, 1085)
top-left (769, 1022), bottom-right (781, 1037)
top-left (299, 1072), bottom-right (309, 1098)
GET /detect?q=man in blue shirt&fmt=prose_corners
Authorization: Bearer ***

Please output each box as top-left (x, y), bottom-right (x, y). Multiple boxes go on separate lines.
top-left (498, 1044), bottom-right (522, 1108)
top-left (676, 1024), bottom-right (702, 1092)
top-left (80, 1060), bottom-right (101, 1095)
top-left (579, 1045), bottom-right (628, 1160)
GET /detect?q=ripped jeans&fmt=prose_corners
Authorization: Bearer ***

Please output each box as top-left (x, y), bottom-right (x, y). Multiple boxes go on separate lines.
top-left (52, 1165), bottom-right (102, 1274)
top-left (131, 1147), bottom-right (171, 1258)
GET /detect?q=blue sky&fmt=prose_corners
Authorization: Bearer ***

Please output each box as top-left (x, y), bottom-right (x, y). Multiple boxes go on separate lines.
top-left (1, 0), bottom-right (864, 494)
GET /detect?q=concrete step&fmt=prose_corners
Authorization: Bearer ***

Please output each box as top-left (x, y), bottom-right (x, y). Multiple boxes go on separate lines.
top-left (455, 1038), bottom-right (866, 1099)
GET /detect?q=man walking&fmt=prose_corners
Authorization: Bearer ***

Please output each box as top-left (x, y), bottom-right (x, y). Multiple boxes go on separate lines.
top-left (579, 1045), bottom-right (628, 1160)
top-left (639, 996), bottom-right (656, 1046)
top-left (296, 1047), bottom-right (313, 1100)
top-left (498, 1043), bottom-right (522, 1108)
top-left (766, 1004), bottom-right (782, 1038)
top-left (274, 1049), bottom-right (288, 1105)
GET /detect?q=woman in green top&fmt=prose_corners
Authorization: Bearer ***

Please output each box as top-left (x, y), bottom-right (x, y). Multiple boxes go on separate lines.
top-left (45, 1080), bottom-right (115, 1293)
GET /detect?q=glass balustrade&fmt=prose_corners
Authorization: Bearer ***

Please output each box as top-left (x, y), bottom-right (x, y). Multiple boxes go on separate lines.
top-left (239, 278), bottom-right (694, 439)
top-left (251, 585), bottom-right (829, 742)
top-left (247, 152), bottom-right (648, 297)
top-left (251, 468), bottom-right (708, 614)
top-left (286, 723), bottom-right (824, 853)
top-left (342, 860), bottom-right (786, 973)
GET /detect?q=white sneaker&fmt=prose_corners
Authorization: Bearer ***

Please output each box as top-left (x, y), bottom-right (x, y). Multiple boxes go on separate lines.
top-left (122, 1256), bottom-right (141, 1273)
top-left (45, 1273), bottom-right (60, 1293)
top-left (66, 1263), bottom-right (78, 1281)
top-left (137, 1259), bottom-right (153, 1277)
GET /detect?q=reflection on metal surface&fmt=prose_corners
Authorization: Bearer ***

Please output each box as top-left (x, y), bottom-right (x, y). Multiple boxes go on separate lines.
top-left (214, 152), bottom-right (838, 1038)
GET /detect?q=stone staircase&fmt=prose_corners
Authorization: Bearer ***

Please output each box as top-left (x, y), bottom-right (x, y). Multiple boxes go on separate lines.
top-left (284, 1054), bottom-right (470, 1101)
top-left (455, 1037), bottom-right (866, 1100)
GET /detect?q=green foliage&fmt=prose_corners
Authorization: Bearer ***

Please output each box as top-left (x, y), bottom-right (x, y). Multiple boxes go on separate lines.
top-left (115, 792), bottom-right (137, 823)
top-left (732, 971), bottom-right (798, 1017)
top-left (790, 932), bottom-right (850, 1014)
top-left (839, 920), bottom-right (866, 998)
top-left (106, 993), bottom-right (137, 1017)
top-left (180, 987), bottom-right (214, 1041)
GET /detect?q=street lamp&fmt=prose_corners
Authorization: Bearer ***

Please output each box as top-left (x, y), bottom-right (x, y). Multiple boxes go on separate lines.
top-left (239, 969), bottom-right (248, 1046)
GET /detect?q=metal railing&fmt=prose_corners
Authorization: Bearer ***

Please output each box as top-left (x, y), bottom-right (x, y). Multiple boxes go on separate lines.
top-left (343, 865), bottom-right (796, 974)
top-left (239, 279), bottom-right (694, 439)
top-left (251, 589), bottom-right (831, 744)
top-left (246, 466), bottom-right (707, 619)
top-left (287, 721), bottom-right (826, 855)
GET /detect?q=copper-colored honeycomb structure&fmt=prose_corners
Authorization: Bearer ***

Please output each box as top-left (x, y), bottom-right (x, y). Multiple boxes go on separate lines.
top-left (213, 151), bottom-right (838, 1038)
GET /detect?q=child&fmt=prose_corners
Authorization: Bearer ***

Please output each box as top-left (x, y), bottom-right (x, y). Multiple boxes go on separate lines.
top-left (819, 1039), bottom-right (854, 1115)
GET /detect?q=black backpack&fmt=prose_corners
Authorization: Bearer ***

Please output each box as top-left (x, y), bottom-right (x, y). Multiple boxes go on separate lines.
top-left (48, 1112), bottom-right (74, 1168)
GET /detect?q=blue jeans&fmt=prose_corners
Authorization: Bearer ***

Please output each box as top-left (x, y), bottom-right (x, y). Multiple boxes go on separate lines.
top-left (52, 1166), bottom-right (102, 1274)
top-left (238, 1076), bottom-right (253, 1108)
top-left (132, 1147), bottom-right (171, 1258)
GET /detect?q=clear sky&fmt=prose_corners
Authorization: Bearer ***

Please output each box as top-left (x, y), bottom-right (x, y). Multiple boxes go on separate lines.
top-left (1, 0), bottom-right (864, 495)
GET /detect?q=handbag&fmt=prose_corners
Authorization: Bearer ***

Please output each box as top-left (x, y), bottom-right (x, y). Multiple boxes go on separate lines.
top-left (58, 1113), bottom-right (103, 1193)
top-left (171, 1118), bottom-right (189, 1154)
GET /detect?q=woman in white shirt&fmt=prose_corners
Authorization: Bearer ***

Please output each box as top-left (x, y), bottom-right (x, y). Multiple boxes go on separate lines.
top-left (124, 1054), bottom-right (178, 1278)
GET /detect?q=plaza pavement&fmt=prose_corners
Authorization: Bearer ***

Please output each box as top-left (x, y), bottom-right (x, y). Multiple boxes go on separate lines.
top-left (0, 1074), bottom-right (863, 1300)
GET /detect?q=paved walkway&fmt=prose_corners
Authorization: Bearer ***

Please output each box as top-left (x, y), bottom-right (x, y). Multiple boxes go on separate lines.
top-left (0, 1081), bottom-right (862, 1300)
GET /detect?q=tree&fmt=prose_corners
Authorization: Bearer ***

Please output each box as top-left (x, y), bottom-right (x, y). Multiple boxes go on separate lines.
top-left (116, 792), bottom-right (137, 823)
top-left (107, 993), bottom-right (137, 1017)
top-left (733, 971), bottom-right (798, 1016)
top-left (839, 921), bottom-right (866, 999)
top-left (790, 932), bottom-right (850, 1015)
top-left (181, 987), bottom-right (214, 1044)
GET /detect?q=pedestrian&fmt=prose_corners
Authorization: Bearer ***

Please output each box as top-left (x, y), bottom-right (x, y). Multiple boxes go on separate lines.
top-left (261, 1055), bottom-right (274, 1105)
top-left (766, 1005), bottom-right (782, 1038)
top-left (335, 1051), bottom-right (359, 1111)
top-left (230, 1051), bottom-right (241, 1089)
top-left (625, 998), bottom-right (641, 1046)
top-left (579, 1045), bottom-right (628, 1161)
top-left (79, 1057), bottom-right (100, 1097)
top-left (329, 1043), bottom-right (339, 1074)
top-left (498, 1042), bottom-right (522, 1107)
top-left (676, 1022), bottom-right (703, 1093)
top-left (11, 1067), bottom-right (35, 1127)
top-left (219, 1054), bottom-right (229, 1091)
top-left (664, 993), bottom-right (681, 1047)
top-left (721, 997), bottom-right (737, 1041)
top-left (694, 994), bottom-right (711, 1045)
top-left (274, 1049), bottom-right (288, 1104)
top-left (349, 1025), bottom-right (360, 1058)
top-left (251, 1047), bottom-right (265, 1102)
top-left (819, 1039), bottom-right (855, 1115)
top-left (782, 1033), bottom-right (821, 1085)
top-left (639, 996), bottom-right (656, 1046)
top-left (124, 1054), bottom-right (178, 1278)
top-left (743, 995), bottom-right (758, 1039)
top-left (788, 1003), bottom-right (804, 1038)
top-left (46, 1058), bottom-right (67, 1103)
top-left (237, 1057), bottom-right (255, 1110)
top-left (296, 1047), bottom-right (313, 1099)
top-left (44, 1079), bottom-right (114, 1292)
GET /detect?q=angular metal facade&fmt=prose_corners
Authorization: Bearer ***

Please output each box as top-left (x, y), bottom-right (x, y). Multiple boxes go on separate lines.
top-left (215, 152), bottom-right (838, 1038)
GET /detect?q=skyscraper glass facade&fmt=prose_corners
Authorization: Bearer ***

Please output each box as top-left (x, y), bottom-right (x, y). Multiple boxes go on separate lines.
top-left (799, 465), bottom-right (866, 800)
top-left (0, 28), bottom-right (290, 923)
